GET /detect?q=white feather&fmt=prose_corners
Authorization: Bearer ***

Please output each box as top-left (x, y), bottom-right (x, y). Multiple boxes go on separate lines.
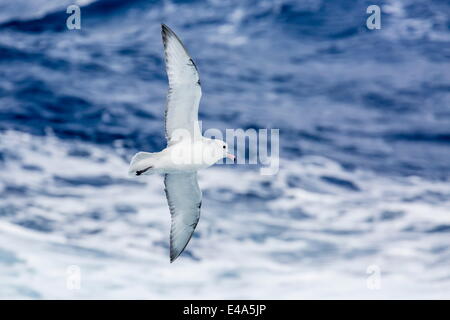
top-left (164, 172), bottom-right (202, 262)
top-left (161, 24), bottom-right (202, 145)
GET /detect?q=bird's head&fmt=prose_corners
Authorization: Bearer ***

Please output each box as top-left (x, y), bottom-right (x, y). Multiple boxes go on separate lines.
top-left (208, 139), bottom-right (235, 163)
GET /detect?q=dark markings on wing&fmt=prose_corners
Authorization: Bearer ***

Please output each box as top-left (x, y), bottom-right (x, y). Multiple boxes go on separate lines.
top-left (136, 166), bottom-right (152, 176)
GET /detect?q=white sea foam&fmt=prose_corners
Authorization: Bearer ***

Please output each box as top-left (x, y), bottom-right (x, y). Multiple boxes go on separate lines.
top-left (0, 130), bottom-right (449, 298)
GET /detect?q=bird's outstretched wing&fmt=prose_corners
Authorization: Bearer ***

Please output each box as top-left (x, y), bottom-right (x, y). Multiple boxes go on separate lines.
top-left (161, 24), bottom-right (202, 145)
top-left (164, 172), bottom-right (202, 262)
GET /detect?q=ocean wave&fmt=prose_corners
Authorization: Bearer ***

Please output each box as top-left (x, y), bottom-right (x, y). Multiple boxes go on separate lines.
top-left (1, 0), bottom-right (449, 179)
top-left (0, 0), bottom-right (449, 298)
top-left (0, 130), bottom-right (449, 298)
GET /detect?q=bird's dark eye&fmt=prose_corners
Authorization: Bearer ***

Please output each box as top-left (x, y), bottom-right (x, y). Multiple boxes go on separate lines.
top-left (223, 146), bottom-right (226, 149)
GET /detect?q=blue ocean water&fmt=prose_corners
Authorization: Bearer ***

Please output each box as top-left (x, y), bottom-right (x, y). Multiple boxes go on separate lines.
top-left (0, 0), bottom-right (449, 298)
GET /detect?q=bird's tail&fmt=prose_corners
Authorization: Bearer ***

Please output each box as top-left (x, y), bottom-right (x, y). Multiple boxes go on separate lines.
top-left (128, 152), bottom-right (157, 177)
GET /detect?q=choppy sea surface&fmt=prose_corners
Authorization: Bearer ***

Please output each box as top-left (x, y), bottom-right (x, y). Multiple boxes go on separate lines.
top-left (0, 0), bottom-right (449, 299)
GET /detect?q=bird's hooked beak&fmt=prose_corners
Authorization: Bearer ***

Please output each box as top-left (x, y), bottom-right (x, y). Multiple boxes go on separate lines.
top-left (226, 153), bottom-right (236, 162)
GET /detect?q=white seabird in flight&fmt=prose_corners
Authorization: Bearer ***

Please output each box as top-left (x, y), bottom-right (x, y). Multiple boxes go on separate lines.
top-left (129, 24), bottom-right (235, 262)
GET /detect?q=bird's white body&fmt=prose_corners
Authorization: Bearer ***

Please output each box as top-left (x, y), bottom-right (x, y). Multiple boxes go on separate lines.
top-left (129, 137), bottom-right (229, 175)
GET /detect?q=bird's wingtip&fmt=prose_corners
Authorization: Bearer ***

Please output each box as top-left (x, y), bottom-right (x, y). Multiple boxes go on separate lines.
top-left (170, 245), bottom-right (182, 263)
top-left (170, 254), bottom-right (178, 263)
top-left (161, 23), bottom-right (172, 45)
top-left (161, 23), bottom-right (171, 34)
